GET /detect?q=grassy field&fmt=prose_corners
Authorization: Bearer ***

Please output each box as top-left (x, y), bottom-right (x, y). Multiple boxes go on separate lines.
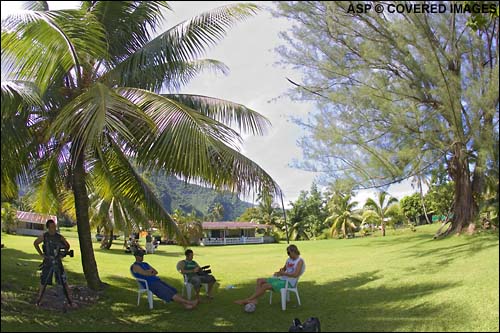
top-left (1, 224), bottom-right (498, 332)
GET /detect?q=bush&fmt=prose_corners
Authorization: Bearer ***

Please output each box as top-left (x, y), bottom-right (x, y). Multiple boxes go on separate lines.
top-left (1, 203), bottom-right (18, 234)
top-left (270, 229), bottom-right (282, 242)
top-left (315, 229), bottom-right (332, 240)
top-left (58, 215), bottom-right (76, 227)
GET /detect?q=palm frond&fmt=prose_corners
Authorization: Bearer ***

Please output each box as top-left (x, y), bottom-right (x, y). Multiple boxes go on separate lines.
top-left (104, 58), bottom-right (229, 92)
top-left (1, 80), bottom-right (42, 113)
top-left (116, 88), bottom-right (281, 198)
top-left (21, 1), bottom-right (49, 11)
top-left (84, 1), bottom-right (171, 63)
top-left (49, 83), bottom-right (154, 162)
top-left (1, 91), bottom-right (41, 199)
top-left (165, 93), bottom-right (271, 135)
top-left (2, 9), bottom-right (107, 92)
top-left (104, 3), bottom-right (259, 92)
top-left (30, 152), bottom-right (66, 214)
top-left (92, 138), bottom-right (184, 244)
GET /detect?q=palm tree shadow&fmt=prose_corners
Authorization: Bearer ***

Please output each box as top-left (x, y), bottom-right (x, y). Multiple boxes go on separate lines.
top-left (98, 246), bottom-right (183, 258)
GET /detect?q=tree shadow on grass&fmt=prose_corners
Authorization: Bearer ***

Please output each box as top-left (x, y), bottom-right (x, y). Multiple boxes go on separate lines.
top-left (396, 232), bottom-right (499, 275)
top-left (96, 246), bottom-right (184, 258)
top-left (1, 252), bottom-right (473, 332)
top-left (107, 270), bottom-right (467, 332)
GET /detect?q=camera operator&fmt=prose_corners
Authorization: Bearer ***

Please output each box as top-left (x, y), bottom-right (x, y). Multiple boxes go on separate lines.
top-left (33, 219), bottom-right (74, 307)
top-left (178, 249), bottom-right (217, 301)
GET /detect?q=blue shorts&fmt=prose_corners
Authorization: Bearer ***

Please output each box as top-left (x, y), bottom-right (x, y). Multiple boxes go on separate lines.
top-left (150, 280), bottom-right (177, 302)
top-left (40, 259), bottom-right (67, 285)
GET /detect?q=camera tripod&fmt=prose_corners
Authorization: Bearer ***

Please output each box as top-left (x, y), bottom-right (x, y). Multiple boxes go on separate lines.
top-left (36, 256), bottom-right (73, 307)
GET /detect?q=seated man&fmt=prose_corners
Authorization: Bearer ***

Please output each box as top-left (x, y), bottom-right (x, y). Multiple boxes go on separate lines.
top-left (178, 249), bottom-right (217, 300)
top-left (130, 249), bottom-right (198, 309)
top-left (145, 232), bottom-right (154, 254)
top-left (234, 244), bottom-right (305, 306)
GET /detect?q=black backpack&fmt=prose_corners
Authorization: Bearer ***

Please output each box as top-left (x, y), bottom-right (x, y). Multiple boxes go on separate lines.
top-left (289, 317), bottom-right (321, 332)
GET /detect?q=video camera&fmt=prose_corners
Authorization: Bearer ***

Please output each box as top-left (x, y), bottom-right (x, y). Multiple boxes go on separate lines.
top-left (197, 265), bottom-right (212, 276)
top-left (47, 245), bottom-right (74, 259)
top-left (39, 247), bottom-right (73, 270)
top-left (57, 248), bottom-right (74, 258)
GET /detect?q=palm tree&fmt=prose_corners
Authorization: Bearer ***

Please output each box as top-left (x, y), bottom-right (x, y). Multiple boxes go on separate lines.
top-left (325, 193), bottom-right (362, 238)
top-left (411, 172), bottom-right (431, 224)
top-left (173, 209), bottom-right (203, 245)
top-left (2, 1), bottom-right (281, 290)
top-left (360, 210), bottom-right (379, 235)
top-left (286, 197), bottom-right (311, 241)
top-left (210, 202), bottom-right (225, 221)
top-left (363, 192), bottom-right (399, 237)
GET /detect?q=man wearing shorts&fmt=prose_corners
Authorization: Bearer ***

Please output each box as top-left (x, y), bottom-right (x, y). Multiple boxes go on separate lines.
top-left (33, 219), bottom-right (74, 307)
top-left (178, 249), bottom-right (217, 300)
top-left (234, 244), bottom-right (305, 306)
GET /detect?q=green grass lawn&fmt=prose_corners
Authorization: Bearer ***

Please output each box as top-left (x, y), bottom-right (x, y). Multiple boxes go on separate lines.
top-left (1, 224), bottom-right (498, 332)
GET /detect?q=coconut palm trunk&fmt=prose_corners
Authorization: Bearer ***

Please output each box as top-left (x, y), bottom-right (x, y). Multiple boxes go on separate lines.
top-left (72, 151), bottom-right (103, 290)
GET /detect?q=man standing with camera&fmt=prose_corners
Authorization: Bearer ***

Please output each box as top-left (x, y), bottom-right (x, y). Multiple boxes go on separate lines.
top-left (33, 219), bottom-right (74, 307)
top-left (178, 249), bottom-right (217, 301)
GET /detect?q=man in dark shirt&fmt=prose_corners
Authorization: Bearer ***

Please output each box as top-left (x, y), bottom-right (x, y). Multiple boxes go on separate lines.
top-left (131, 249), bottom-right (198, 309)
top-left (33, 219), bottom-right (74, 307)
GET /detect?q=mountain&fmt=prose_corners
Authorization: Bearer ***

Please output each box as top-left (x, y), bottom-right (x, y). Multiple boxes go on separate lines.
top-left (144, 171), bottom-right (254, 221)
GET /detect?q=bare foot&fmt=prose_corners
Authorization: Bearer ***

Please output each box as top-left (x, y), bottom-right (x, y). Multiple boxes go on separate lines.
top-left (234, 299), bottom-right (247, 305)
top-left (183, 303), bottom-right (195, 310)
top-left (183, 299), bottom-right (198, 310)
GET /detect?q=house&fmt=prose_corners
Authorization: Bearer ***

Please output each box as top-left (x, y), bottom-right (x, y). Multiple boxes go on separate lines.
top-left (15, 211), bottom-right (57, 236)
top-left (200, 221), bottom-right (272, 246)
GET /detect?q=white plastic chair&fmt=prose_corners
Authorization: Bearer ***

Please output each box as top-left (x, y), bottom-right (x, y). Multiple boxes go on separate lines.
top-left (131, 268), bottom-right (154, 309)
top-left (269, 261), bottom-right (305, 311)
top-left (177, 261), bottom-right (209, 300)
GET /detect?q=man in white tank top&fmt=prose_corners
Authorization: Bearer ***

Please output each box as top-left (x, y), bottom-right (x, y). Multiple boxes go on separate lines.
top-left (234, 244), bottom-right (305, 305)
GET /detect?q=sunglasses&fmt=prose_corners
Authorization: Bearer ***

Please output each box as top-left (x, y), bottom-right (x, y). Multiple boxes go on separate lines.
top-left (287, 251), bottom-right (291, 255)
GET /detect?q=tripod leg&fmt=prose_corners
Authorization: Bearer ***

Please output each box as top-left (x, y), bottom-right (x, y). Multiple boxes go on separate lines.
top-left (36, 284), bottom-right (48, 306)
top-left (37, 264), bottom-right (53, 306)
top-left (62, 283), bottom-right (73, 306)
top-left (54, 263), bottom-right (73, 306)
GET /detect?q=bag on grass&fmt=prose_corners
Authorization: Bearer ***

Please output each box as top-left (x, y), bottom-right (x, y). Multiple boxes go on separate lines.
top-left (288, 317), bottom-right (321, 332)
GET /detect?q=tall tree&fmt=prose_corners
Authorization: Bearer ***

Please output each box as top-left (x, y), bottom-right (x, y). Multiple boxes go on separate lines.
top-left (324, 192), bottom-right (361, 238)
top-left (274, 1), bottom-right (499, 237)
top-left (364, 192), bottom-right (399, 237)
top-left (285, 183), bottom-right (327, 239)
top-left (2, 1), bottom-right (281, 290)
top-left (400, 193), bottom-right (425, 225)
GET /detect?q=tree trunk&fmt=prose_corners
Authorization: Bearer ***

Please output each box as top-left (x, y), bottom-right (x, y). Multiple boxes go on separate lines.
top-left (381, 221), bottom-right (386, 236)
top-left (106, 229), bottom-right (113, 249)
top-left (419, 179), bottom-right (431, 224)
top-left (72, 151), bottom-right (103, 290)
top-left (100, 227), bottom-right (113, 249)
top-left (442, 143), bottom-right (477, 237)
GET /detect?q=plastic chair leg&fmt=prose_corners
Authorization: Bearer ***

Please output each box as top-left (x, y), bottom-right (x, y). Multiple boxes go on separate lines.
top-left (280, 289), bottom-right (287, 310)
top-left (147, 291), bottom-right (153, 309)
